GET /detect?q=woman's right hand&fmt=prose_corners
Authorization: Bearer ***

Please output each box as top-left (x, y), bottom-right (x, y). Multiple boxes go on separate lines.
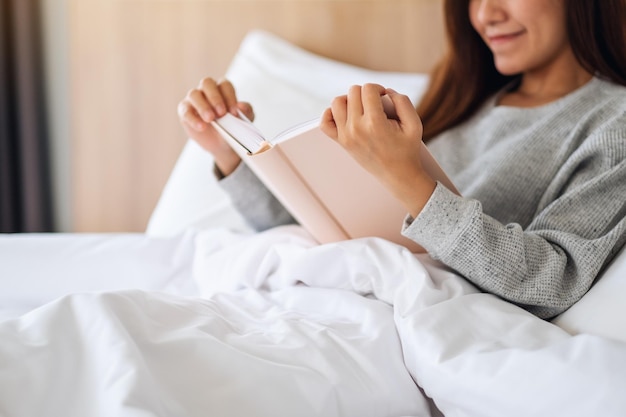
top-left (177, 77), bottom-right (254, 176)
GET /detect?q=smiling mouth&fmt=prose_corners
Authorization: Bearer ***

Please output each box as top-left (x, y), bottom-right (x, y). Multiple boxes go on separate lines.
top-left (487, 30), bottom-right (525, 46)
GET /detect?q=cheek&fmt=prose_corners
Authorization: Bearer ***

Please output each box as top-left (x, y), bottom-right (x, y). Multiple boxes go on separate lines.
top-left (530, 19), bottom-right (570, 59)
top-left (531, 2), bottom-right (569, 48)
top-left (468, 2), bottom-right (481, 33)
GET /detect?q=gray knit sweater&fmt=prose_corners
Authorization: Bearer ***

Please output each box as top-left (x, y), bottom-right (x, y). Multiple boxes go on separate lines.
top-left (219, 77), bottom-right (626, 319)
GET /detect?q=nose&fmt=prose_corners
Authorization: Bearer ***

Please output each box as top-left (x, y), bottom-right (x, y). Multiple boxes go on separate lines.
top-left (472, 0), bottom-right (506, 26)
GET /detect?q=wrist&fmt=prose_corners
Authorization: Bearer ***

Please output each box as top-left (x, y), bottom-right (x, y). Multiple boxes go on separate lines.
top-left (214, 148), bottom-right (241, 177)
top-left (396, 173), bottom-right (437, 219)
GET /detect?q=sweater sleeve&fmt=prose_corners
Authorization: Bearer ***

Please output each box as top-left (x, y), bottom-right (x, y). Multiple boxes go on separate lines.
top-left (217, 163), bottom-right (296, 231)
top-left (402, 132), bottom-right (626, 319)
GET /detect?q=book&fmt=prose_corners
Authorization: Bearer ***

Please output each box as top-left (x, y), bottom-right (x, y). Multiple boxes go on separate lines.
top-left (212, 108), bottom-right (459, 252)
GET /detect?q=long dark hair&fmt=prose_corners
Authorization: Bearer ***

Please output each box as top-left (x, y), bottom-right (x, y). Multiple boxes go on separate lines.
top-left (417, 0), bottom-right (626, 141)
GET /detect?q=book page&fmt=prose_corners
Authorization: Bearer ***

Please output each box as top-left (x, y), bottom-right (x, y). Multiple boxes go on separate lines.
top-left (212, 113), bottom-right (265, 154)
top-left (272, 118), bottom-right (320, 145)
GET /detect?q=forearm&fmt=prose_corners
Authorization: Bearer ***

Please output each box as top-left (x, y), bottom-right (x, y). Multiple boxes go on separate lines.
top-left (402, 183), bottom-right (626, 319)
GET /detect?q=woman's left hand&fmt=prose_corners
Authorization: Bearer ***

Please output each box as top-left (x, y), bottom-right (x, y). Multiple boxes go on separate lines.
top-left (320, 83), bottom-right (436, 218)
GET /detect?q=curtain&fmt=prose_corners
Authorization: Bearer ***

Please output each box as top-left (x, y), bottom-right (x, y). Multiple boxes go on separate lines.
top-left (0, 0), bottom-right (53, 233)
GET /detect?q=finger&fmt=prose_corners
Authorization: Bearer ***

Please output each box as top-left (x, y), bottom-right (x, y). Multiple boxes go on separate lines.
top-left (237, 102), bottom-right (255, 122)
top-left (320, 107), bottom-right (338, 140)
top-left (217, 80), bottom-right (239, 115)
top-left (199, 77), bottom-right (228, 117)
top-left (362, 83), bottom-right (389, 121)
top-left (186, 88), bottom-right (215, 123)
top-left (347, 85), bottom-right (364, 121)
top-left (381, 95), bottom-right (398, 120)
top-left (330, 95), bottom-right (348, 131)
top-left (178, 100), bottom-right (207, 131)
top-left (386, 88), bottom-right (422, 133)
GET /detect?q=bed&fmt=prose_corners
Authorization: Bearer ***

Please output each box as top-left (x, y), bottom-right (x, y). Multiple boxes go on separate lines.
top-left (1, 30), bottom-right (626, 417)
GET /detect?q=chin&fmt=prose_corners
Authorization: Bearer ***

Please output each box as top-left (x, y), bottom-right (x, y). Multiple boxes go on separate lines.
top-left (493, 60), bottom-right (524, 77)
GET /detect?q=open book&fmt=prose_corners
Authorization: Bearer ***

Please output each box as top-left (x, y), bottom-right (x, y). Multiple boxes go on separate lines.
top-left (213, 110), bottom-right (458, 252)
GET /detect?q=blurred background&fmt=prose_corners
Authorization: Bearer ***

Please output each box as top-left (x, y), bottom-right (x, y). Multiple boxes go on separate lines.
top-left (0, 0), bottom-right (444, 233)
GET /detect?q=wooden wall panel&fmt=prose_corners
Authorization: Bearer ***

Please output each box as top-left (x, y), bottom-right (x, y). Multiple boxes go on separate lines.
top-left (68, 0), bottom-right (445, 232)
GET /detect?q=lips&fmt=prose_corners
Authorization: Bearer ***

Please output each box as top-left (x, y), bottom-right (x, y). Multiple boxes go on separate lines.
top-left (486, 30), bottom-right (525, 46)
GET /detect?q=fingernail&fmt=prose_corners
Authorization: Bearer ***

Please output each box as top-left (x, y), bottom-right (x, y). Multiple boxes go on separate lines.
top-left (203, 111), bottom-right (213, 122)
top-left (215, 105), bottom-right (225, 116)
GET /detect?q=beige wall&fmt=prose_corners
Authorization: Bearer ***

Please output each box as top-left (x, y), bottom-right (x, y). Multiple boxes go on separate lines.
top-left (66, 0), bottom-right (445, 232)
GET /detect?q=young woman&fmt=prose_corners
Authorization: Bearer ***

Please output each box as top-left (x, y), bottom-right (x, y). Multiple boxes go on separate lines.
top-left (177, 0), bottom-right (626, 319)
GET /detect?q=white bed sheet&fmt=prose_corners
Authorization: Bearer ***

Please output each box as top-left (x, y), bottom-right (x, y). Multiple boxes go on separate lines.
top-left (0, 228), bottom-right (429, 417)
top-left (0, 232), bottom-right (198, 320)
top-left (194, 226), bottom-right (626, 417)
top-left (1, 226), bottom-right (625, 416)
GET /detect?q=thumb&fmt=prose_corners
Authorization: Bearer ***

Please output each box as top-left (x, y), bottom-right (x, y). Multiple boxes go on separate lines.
top-left (237, 102), bottom-right (255, 122)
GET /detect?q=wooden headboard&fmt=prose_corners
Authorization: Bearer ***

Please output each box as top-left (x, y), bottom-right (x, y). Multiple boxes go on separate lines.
top-left (68, 0), bottom-right (445, 232)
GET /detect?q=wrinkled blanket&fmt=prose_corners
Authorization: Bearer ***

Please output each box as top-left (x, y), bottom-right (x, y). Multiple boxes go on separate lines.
top-left (1, 226), bottom-right (625, 416)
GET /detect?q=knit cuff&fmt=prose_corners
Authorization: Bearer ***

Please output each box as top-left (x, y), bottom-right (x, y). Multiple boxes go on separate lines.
top-left (402, 182), bottom-right (478, 258)
top-left (217, 162), bottom-right (260, 203)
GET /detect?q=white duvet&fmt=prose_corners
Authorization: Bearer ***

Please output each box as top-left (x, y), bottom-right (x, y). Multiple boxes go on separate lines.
top-left (1, 226), bottom-right (625, 417)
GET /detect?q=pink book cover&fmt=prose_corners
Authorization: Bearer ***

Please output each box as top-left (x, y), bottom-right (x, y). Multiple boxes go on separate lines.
top-left (213, 113), bottom-right (459, 252)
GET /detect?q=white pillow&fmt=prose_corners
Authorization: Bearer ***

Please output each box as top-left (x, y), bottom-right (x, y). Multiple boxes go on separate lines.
top-left (146, 30), bottom-right (429, 237)
top-left (552, 245), bottom-right (626, 343)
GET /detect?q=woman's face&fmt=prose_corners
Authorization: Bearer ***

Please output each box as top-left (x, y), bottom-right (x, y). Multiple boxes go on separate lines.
top-left (469, 0), bottom-right (571, 76)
